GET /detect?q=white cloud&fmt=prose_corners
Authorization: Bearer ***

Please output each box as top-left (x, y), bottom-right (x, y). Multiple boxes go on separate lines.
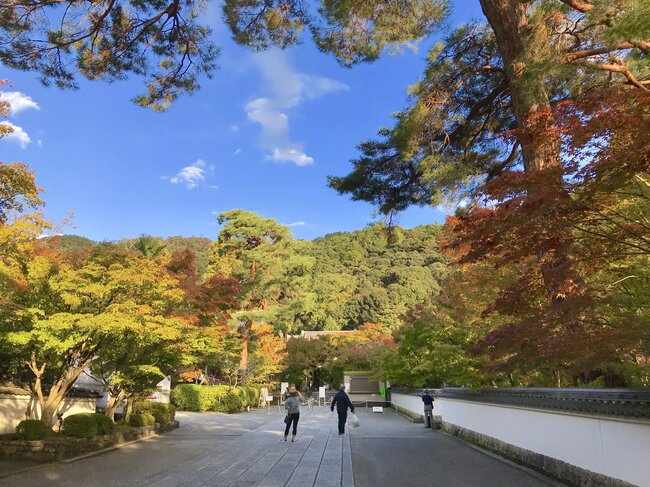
top-left (169, 159), bottom-right (213, 189)
top-left (230, 125), bottom-right (239, 133)
top-left (0, 121), bottom-right (31, 148)
top-left (245, 98), bottom-right (288, 137)
top-left (286, 221), bottom-right (306, 227)
top-left (300, 75), bottom-right (350, 101)
top-left (245, 50), bottom-right (350, 166)
top-left (268, 148), bottom-right (314, 166)
top-left (234, 148), bottom-right (242, 155)
top-left (1, 92), bottom-right (40, 114)
top-left (253, 51), bottom-right (349, 107)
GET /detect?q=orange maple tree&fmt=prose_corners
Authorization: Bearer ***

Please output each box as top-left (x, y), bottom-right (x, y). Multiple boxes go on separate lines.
top-left (444, 87), bottom-right (649, 385)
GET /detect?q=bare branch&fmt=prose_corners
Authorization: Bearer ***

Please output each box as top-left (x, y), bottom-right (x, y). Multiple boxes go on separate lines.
top-left (574, 59), bottom-right (650, 91)
top-left (565, 42), bottom-right (635, 62)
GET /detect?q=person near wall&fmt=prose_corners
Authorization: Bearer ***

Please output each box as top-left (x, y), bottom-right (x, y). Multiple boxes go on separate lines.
top-left (331, 385), bottom-right (355, 435)
top-left (283, 386), bottom-right (303, 442)
top-left (422, 389), bottom-right (434, 428)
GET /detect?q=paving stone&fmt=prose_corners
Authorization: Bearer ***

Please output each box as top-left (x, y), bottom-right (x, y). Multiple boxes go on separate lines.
top-left (0, 405), bottom-right (561, 487)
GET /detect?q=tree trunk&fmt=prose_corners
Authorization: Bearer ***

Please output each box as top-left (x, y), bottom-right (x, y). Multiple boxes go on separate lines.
top-left (124, 396), bottom-right (135, 424)
top-left (480, 0), bottom-right (579, 302)
top-left (40, 387), bottom-right (66, 428)
top-left (31, 355), bottom-right (92, 427)
top-left (239, 320), bottom-right (252, 381)
top-left (24, 392), bottom-right (35, 420)
top-left (479, 0), bottom-right (561, 172)
top-left (105, 389), bottom-right (125, 422)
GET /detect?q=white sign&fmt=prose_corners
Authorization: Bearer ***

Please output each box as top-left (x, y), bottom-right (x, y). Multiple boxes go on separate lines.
top-left (373, 406), bottom-right (384, 413)
top-left (266, 395), bottom-right (274, 402)
top-left (281, 382), bottom-right (289, 396)
top-left (318, 387), bottom-right (326, 399)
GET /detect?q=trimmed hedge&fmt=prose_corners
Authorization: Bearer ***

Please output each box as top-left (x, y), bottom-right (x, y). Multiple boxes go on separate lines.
top-left (15, 419), bottom-right (49, 440)
top-left (129, 413), bottom-right (156, 427)
top-left (61, 413), bottom-right (115, 438)
top-left (133, 402), bottom-right (176, 424)
top-left (172, 385), bottom-right (261, 413)
top-left (63, 414), bottom-right (98, 438)
top-left (92, 413), bottom-right (116, 435)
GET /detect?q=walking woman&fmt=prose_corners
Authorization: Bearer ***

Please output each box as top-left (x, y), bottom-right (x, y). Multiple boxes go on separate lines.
top-left (283, 386), bottom-right (303, 442)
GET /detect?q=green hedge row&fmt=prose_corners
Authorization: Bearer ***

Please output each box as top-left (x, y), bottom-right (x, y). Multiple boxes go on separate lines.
top-left (62, 413), bottom-right (115, 438)
top-left (15, 419), bottom-right (49, 440)
top-left (129, 413), bottom-right (156, 427)
top-left (172, 385), bottom-right (261, 413)
top-left (133, 401), bottom-right (176, 424)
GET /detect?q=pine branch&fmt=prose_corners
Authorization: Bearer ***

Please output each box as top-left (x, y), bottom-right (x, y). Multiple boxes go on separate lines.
top-left (557, 0), bottom-right (593, 13)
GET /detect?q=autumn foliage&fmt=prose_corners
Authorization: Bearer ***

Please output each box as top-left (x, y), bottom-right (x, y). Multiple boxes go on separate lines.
top-left (442, 87), bottom-right (649, 385)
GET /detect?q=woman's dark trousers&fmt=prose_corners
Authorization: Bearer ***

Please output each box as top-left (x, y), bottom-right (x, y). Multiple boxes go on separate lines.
top-left (285, 412), bottom-right (300, 436)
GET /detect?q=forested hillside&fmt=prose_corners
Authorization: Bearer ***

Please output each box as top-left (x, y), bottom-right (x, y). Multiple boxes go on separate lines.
top-left (302, 224), bottom-right (445, 330)
top-left (50, 222), bottom-right (445, 332)
top-left (53, 235), bottom-right (213, 277)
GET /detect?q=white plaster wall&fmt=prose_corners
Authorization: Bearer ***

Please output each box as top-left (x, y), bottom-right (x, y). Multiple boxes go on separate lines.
top-left (0, 395), bottom-right (96, 434)
top-left (0, 395), bottom-right (33, 434)
top-left (599, 418), bottom-right (650, 486)
top-left (440, 398), bottom-right (650, 487)
top-left (54, 398), bottom-right (97, 423)
top-left (391, 392), bottom-right (441, 418)
top-left (150, 376), bottom-right (172, 404)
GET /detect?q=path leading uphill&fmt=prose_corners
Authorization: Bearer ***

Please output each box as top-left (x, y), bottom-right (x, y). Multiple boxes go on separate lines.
top-left (0, 406), bottom-right (560, 486)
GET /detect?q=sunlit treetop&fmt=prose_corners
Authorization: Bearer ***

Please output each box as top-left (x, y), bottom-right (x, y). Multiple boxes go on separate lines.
top-left (1, 0), bottom-right (648, 113)
top-left (223, 0), bottom-right (449, 65)
top-left (0, 0), bottom-right (219, 110)
top-left (0, 0), bottom-right (450, 108)
top-left (329, 0), bottom-right (650, 213)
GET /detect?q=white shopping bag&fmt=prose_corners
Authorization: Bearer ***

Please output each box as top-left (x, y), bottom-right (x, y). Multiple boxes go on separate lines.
top-left (350, 413), bottom-right (361, 428)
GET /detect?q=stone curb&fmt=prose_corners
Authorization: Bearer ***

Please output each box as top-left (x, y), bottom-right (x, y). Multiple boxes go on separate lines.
top-left (391, 405), bottom-right (423, 423)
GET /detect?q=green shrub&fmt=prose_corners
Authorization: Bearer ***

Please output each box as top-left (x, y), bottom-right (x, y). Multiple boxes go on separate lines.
top-left (172, 384), bottom-right (264, 413)
top-left (244, 386), bottom-right (261, 407)
top-left (129, 413), bottom-right (155, 427)
top-left (91, 413), bottom-right (115, 435)
top-left (134, 402), bottom-right (176, 423)
top-left (15, 419), bottom-right (49, 440)
top-left (61, 413), bottom-right (114, 437)
top-left (63, 414), bottom-right (98, 438)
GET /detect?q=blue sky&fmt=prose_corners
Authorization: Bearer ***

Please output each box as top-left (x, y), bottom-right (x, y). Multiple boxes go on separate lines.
top-left (1, 1), bottom-right (484, 241)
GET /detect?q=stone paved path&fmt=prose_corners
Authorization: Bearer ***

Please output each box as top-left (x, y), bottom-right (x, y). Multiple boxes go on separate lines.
top-left (0, 407), bottom-right (352, 487)
top-left (350, 408), bottom-right (562, 487)
top-left (0, 406), bottom-right (560, 486)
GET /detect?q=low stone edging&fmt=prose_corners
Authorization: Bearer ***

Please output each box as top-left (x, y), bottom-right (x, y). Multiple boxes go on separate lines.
top-left (391, 404), bottom-right (423, 423)
top-left (0, 420), bottom-right (179, 462)
top-left (442, 421), bottom-right (634, 487)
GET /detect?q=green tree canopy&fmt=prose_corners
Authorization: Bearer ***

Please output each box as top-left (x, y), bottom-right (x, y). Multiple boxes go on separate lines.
top-left (300, 223), bottom-right (445, 330)
top-left (0, 0), bottom-right (219, 109)
top-left (3, 245), bottom-right (190, 426)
